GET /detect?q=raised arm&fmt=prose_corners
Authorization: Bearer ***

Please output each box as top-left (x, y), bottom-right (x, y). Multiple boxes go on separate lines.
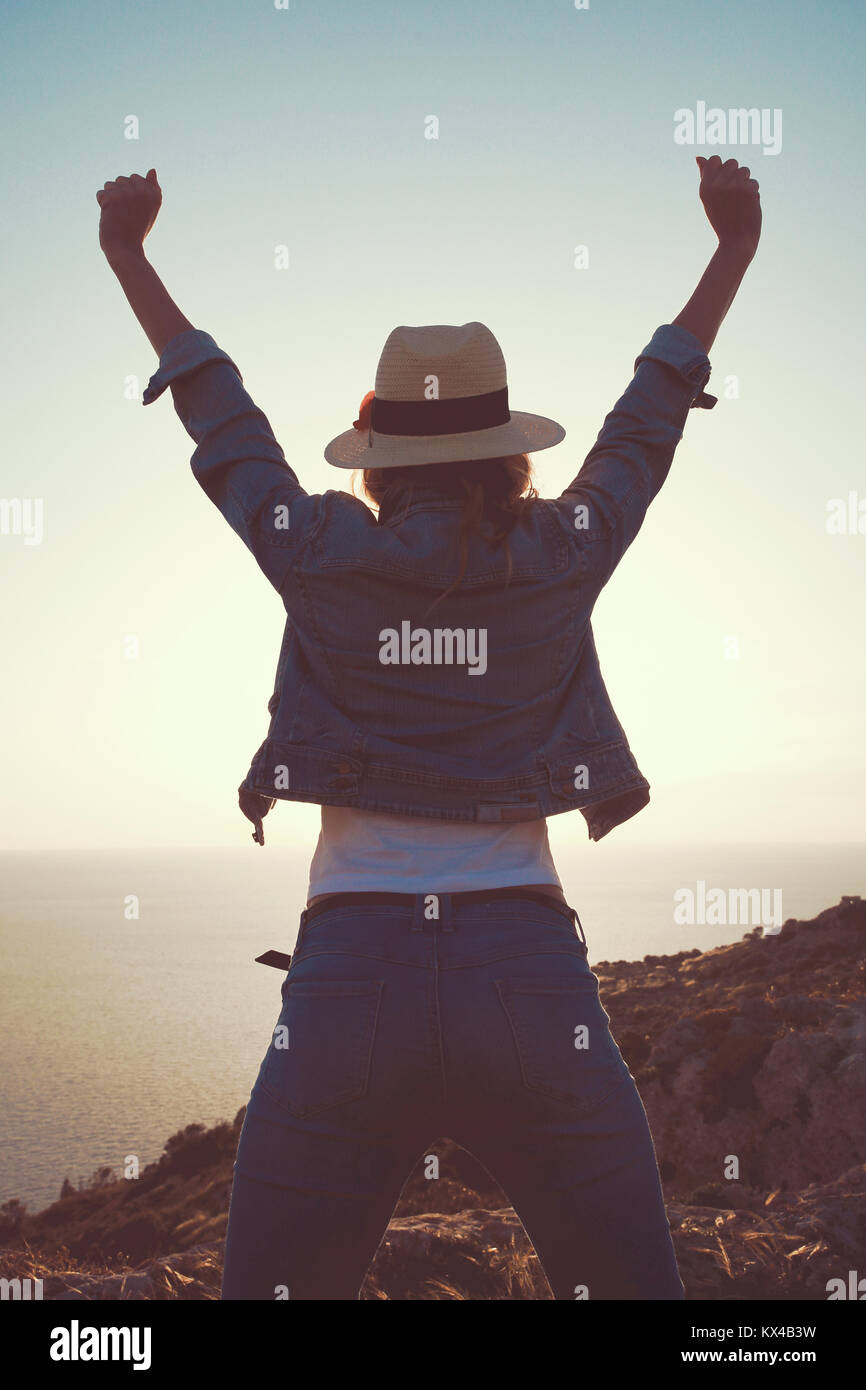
top-left (97, 169), bottom-right (193, 355)
top-left (672, 155), bottom-right (761, 351)
top-left (97, 169), bottom-right (321, 595)
top-left (555, 155), bottom-right (761, 596)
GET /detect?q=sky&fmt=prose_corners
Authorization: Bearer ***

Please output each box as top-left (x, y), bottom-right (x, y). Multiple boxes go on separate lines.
top-left (1, 0), bottom-right (864, 853)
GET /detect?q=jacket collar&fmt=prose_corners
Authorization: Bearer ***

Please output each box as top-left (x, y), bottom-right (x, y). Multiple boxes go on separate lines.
top-left (377, 479), bottom-right (466, 525)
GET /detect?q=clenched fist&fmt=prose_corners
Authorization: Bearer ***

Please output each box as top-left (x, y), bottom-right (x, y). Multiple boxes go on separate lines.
top-left (696, 155), bottom-right (762, 257)
top-left (238, 788), bottom-right (277, 846)
top-left (96, 168), bottom-right (162, 258)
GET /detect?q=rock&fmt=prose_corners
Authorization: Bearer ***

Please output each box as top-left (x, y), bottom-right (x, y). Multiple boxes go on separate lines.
top-left (3, 896), bottom-right (861, 1301)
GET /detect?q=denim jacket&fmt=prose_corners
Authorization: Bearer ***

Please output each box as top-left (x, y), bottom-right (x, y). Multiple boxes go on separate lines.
top-left (143, 321), bottom-right (714, 842)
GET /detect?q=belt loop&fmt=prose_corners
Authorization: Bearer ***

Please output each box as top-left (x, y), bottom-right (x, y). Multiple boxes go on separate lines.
top-left (572, 905), bottom-right (587, 948)
top-left (441, 892), bottom-right (454, 933)
top-left (410, 893), bottom-right (425, 933)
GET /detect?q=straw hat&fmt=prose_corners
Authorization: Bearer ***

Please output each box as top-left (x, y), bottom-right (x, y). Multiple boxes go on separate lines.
top-left (324, 321), bottom-right (566, 469)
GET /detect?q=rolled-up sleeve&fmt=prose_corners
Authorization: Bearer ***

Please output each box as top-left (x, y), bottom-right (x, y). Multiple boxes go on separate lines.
top-left (141, 328), bottom-right (243, 405)
top-left (555, 323), bottom-right (714, 595)
top-left (634, 323), bottom-right (716, 410)
top-left (142, 328), bottom-right (324, 594)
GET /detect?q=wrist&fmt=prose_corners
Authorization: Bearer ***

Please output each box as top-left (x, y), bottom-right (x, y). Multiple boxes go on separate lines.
top-left (716, 236), bottom-right (757, 264)
top-left (103, 241), bottom-right (147, 269)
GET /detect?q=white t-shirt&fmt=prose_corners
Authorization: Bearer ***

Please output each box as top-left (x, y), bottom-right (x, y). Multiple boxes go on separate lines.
top-left (306, 804), bottom-right (562, 898)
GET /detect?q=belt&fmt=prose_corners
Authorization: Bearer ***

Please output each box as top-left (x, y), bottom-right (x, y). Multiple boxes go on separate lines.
top-left (304, 885), bottom-right (578, 927)
top-left (255, 886), bottom-right (584, 971)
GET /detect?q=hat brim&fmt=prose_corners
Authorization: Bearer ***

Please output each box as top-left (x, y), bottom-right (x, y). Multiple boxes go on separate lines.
top-left (324, 410), bottom-right (566, 469)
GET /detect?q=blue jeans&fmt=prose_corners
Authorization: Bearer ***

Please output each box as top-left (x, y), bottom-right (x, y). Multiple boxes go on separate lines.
top-left (221, 891), bottom-right (684, 1300)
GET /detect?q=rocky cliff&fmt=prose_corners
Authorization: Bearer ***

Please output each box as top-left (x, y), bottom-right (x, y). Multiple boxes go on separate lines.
top-left (2, 896), bottom-right (863, 1299)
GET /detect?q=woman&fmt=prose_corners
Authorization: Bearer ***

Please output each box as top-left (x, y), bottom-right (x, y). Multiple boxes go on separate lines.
top-left (97, 155), bottom-right (761, 1299)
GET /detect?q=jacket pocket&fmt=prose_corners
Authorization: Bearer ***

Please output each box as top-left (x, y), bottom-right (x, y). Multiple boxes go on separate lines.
top-left (258, 979), bottom-right (384, 1117)
top-left (495, 973), bottom-right (631, 1114)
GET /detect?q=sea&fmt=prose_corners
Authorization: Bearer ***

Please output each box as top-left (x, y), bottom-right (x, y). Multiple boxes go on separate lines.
top-left (0, 843), bottom-right (862, 1214)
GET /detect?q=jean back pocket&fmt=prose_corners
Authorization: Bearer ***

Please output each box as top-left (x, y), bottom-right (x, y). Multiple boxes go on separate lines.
top-left (259, 979), bottom-right (384, 1118)
top-left (495, 974), bottom-right (630, 1115)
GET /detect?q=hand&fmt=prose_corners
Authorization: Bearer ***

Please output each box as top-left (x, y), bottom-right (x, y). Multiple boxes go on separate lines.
top-left (96, 168), bottom-right (162, 258)
top-left (238, 788), bottom-right (277, 846)
top-left (695, 155), bottom-right (761, 256)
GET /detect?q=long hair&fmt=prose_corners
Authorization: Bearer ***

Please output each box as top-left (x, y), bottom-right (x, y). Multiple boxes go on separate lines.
top-left (351, 454), bottom-right (538, 619)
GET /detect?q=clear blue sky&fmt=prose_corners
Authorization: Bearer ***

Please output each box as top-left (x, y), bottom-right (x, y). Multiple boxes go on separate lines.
top-left (1, 0), bottom-right (864, 850)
